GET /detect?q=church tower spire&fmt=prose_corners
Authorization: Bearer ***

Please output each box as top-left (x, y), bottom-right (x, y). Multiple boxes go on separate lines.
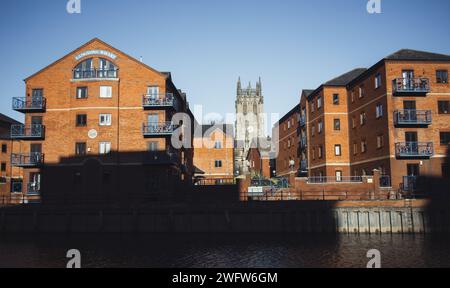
top-left (237, 77), bottom-right (242, 95)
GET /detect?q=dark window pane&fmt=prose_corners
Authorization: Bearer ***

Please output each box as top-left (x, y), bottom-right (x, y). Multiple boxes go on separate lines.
top-left (437, 70), bottom-right (448, 84)
top-left (440, 132), bottom-right (450, 146)
top-left (75, 142), bottom-right (86, 156)
top-left (1, 144), bottom-right (6, 153)
top-left (438, 101), bottom-right (449, 114)
top-left (76, 114), bottom-right (87, 127)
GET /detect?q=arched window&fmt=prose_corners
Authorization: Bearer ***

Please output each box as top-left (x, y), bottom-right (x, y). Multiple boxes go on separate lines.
top-left (73, 58), bottom-right (94, 79)
top-left (253, 103), bottom-right (258, 114)
top-left (98, 58), bottom-right (117, 78)
top-left (243, 102), bottom-right (248, 115)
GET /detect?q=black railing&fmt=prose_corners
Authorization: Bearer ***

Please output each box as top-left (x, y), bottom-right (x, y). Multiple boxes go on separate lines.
top-left (394, 110), bottom-right (432, 126)
top-left (11, 124), bottom-right (45, 139)
top-left (308, 176), bottom-right (363, 184)
top-left (12, 97), bottom-right (46, 112)
top-left (299, 116), bottom-right (306, 127)
top-left (142, 122), bottom-right (178, 136)
top-left (142, 93), bottom-right (176, 109)
top-left (395, 142), bottom-right (434, 158)
top-left (392, 78), bottom-right (430, 95)
top-left (73, 69), bottom-right (118, 79)
top-left (11, 153), bottom-right (44, 167)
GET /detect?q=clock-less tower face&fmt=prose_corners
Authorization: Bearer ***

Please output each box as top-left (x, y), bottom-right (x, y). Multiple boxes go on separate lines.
top-left (234, 78), bottom-right (265, 175)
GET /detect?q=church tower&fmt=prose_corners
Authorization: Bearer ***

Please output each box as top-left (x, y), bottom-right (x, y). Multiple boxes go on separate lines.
top-left (235, 77), bottom-right (265, 175)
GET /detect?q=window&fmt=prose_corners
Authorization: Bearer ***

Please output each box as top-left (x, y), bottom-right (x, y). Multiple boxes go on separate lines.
top-left (147, 142), bottom-right (158, 151)
top-left (335, 144), bottom-right (342, 156)
top-left (98, 58), bottom-right (117, 78)
top-left (287, 120), bottom-right (291, 129)
top-left (1, 144), bottom-right (6, 153)
top-left (317, 96), bottom-right (322, 109)
top-left (1, 162), bottom-right (6, 172)
top-left (318, 120), bottom-right (323, 133)
top-left (287, 139), bottom-right (291, 148)
top-left (377, 135), bottom-right (384, 149)
top-left (311, 102), bottom-right (315, 113)
top-left (214, 160), bottom-right (223, 168)
top-left (438, 101), bottom-right (449, 114)
top-left (360, 112), bottom-right (366, 125)
top-left (76, 87), bottom-right (88, 99)
top-left (351, 91), bottom-right (355, 103)
top-left (359, 86), bottom-right (364, 98)
top-left (352, 117), bottom-right (356, 129)
top-left (100, 86), bottom-right (112, 98)
top-left (99, 142), bottom-right (111, 155)
top-left (332, 94), bottom-right (339, 105)
top-left (311, 125), bottom-right (315, 136)
top-left (99, 114), bottom-right (112, 126)
top-left (73, 58), bottom-right (94, 79)
top-left (75, 142), bottom-right (86, 156)
top-left (353, 142), bottom-right (358, 155)
top-left (336, 171), bottom-right (343, 182)
top-left (334, 119), bottom-right (341, 131)
top-left (437, 70), bottom-right (448, 84)
top-left (312, 148), bottom-right (316, 160)
top-left (375, 73), bottom-right (382, 89)
top-left (440, 132), bottom-right (450, 146)
top-left (76, 114), bottom-right (87, 127)
top-left (214, 141), bottom-right (222, 149)
top-left (361, 140), bottom-right (367, 153)
top-left (318, 146), bottom-right (323, 159)
top-left (376, 103), bottom-right (383, 118)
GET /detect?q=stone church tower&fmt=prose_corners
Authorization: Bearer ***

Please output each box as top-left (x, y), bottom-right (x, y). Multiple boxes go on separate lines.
top-left (235, 77), bottom-right (265, 175)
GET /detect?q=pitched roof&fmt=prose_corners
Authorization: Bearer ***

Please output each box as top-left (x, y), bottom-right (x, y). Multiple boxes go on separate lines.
top-left (0, 113), bottom-right (22, 125)
top-left (302, 89), bottom-right (315, 97)
top-left (199, 124), bottom-right (234, 138)
top-left (24, 38), bottom-right (167, 81)
top-left (324, 68), bottom-right (367, 86)
top-left (385, 49), bottom-right (450, 62)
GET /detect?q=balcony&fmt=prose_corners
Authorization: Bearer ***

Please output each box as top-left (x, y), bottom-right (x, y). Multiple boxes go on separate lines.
top-left (12, 97), bottom-right (46, 113)
top-left (11, 153), bottom-right (45, 168)
top-left (300, 160), bottom-right (308, 171)
top-left (299, 116), bottom-right (306, 127)
top-left (73, 69), bottom-right (118, 80)
top-left (142, 122), bottom-right (178, 137)
top-left (392, 78), bottom-right (430, 96)
top-left (11, 125), bottom-right (45, 140)
top-left (143, 93), bottom-right (177, 110)
top-left (394, 110), bottom-right (432, 127)
top-left (299, 137), bottom-right (307, 149)
top-left (143, 151), bottom-right (180, 165)
top-left (395, 142), bottom-right (433, 158)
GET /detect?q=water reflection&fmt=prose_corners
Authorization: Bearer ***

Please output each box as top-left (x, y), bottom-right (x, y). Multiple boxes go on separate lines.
top-left (1, 234), bottom-right (449, 268)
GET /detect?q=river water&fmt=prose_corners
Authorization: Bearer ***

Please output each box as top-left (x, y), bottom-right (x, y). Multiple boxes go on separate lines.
top-left (0, 234), bottom-right (449, 268)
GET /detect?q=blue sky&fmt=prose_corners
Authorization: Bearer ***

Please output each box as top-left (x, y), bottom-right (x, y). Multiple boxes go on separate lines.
top-left (1, 0), bottom-right (449, 125)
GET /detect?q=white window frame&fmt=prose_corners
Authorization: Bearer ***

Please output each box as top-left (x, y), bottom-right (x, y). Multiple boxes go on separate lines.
top-left (100, 86), bottom-right (112, 98)
top-left (99, 114), bottom-right (112, 126)
top-left (375, 73), bottom-right (382, 89)
top-left (318, 121), bottom-right (323, 133)
top-left (335, 144), bottom-right (341, 156)
top-left (99, 142), bottom-right (111, 155)
top-left (376, 104), bottom-right (383, 118)
top-left (317, 96), bottom-right (322, 109)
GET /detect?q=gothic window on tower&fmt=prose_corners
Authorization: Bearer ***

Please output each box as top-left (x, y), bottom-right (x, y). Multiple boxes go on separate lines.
top-left (243, 102), bottom-right (248, 115)
top-left (253, 103), bottom-right (258, 114)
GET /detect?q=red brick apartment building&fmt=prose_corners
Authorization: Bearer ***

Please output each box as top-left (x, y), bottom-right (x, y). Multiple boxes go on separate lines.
top-left (295, 49), bottom-right (450, 191)
top-left (0, 114), bottom-right (22, 201)
top-left (297, 89), bottom-right (314, 176)
top-left (275, 104), bottom-right (300, 177)
top-left (306, 69), bottom-right (367, 179)
top-left (193, 124), bottom-right (234, 181)
top-left (11, 38), bottom-right (195, 204)
top-left (246, 146), bottom-right (271, 179)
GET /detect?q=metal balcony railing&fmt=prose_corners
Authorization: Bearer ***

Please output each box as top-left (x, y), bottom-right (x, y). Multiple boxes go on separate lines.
top-left (11, 124), bottom-right (45, 139)
top-left (26, 182), bottom-right (41, 196)
top-left (142, 122), bottom-right (178, 136)
top-left (395, 142), bottom-right (434, 158)
top-left (142, 93), bottom-right (176, 109)
top-left (308, 176), bottom-right (363, 184)
top-left (394, 110), bottom-right (432, 126)
top-left (299, 137), bottom-right (307, 149)
top-left (300, 160), bottom-right (308, 171)
top-left (402, 176), bottom-right (417, 192)
top-left (73, 69), bottom-right (118, 79)
top-left (11, 153), bottom-right (44, 167)
top-left (392, 78), bottom-right (430, 95)
top-left (12, 97), bottom-right (46, 112)
top-left (299, 116), bottom-right (306, 127)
